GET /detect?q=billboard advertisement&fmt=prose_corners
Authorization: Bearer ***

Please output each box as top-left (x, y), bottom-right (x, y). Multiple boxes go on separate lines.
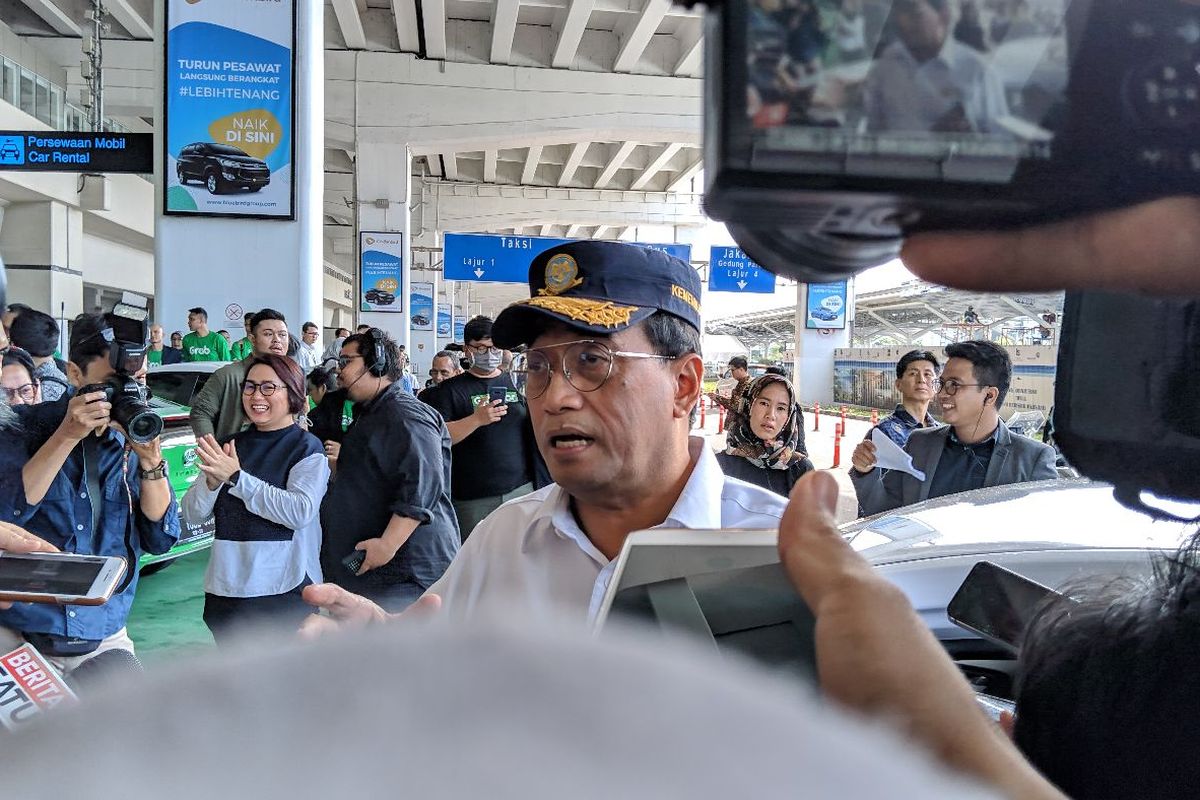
top-left (805, 282), bottom-right (848, 330)
top-left (164, 0), bottom-right (295, 218)
top-left (360, 232), bottom-right (404, 313)
top-left (411, 281), bottom-right (434, 331)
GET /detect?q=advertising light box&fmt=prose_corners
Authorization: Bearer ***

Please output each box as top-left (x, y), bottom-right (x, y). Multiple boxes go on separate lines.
top-left (164, 0), bottom-right (295, 218)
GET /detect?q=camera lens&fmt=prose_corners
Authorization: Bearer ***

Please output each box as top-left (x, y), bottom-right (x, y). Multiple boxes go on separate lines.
top-left (124, 411), bottom-right (163, 444)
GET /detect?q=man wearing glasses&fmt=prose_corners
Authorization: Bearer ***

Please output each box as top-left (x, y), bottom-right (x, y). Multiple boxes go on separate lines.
top-left (317, 328), bottom-right (459, 612)
top-left (2, 347), bottom-right (41, 406)
top-left (190, 309), bottom-right (290, 441)
top-left (851, 340), bottom-right (1057, 516)
top-left (422, 315), bottom-right (536, 540)
top-left (303, 241), bottom-right (788, 625)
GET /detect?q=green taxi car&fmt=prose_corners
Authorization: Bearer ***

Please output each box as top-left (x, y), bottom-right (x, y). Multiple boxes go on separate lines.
top-left (140, 363), bottom-right (223, 571)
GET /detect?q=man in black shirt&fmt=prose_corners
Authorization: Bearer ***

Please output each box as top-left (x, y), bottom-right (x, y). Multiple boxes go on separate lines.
top-left (318, 328), bottom-right (459, 611)
top-left (424, 316), bottom-right (536, 540)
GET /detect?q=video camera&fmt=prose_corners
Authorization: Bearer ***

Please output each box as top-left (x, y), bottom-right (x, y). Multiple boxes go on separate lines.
top-left (704, 0), bottom-right (1200, 279)
top-left (701, 0), bottom-right (1200, 511)
top-left (78, 310), bottom-right (162, 445)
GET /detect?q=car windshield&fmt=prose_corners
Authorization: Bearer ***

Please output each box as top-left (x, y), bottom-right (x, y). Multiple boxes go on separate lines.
top-left (208, 144), bottom-right (249, 157)
top-left (147, 372), bottom-right (203, 407)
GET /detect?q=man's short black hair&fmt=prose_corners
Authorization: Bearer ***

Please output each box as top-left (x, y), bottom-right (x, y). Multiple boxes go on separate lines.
top-left (1014, 537), bottom-right (1200, 798)
top-left (218, 329), bottom-right (230, 337)
top-left (463, 316), bottom-right (494, 345)
top-left (249, 308), bottom-right (286, 333)
top-left (9, 309), bottom-right (59, 358)
top-left (356, 324), bottom-right (371, 333)
top-left (728, 355), bottom-right (749, 371)
top-left (302, 321), bottom-right (318, 333)
top-left (6, 302), bottom-right (32, 315)
top-left (895, 349), bottom-right (941, 380)
top-left (344, 330), bottom-right (402, 381)
top-left (335, 327), bottom-right (350, 338)
top-left (68, 313), bottom-right (111, 371)
top-left (243, 311), bottom-right (255, 322)
top-left (944, 340), bottom-right (1011, 407)
top-left (764, 365), bottom-right (787, 376)
top-left (307, 365), bottom-right (338, 393)
top-left (188, 307), bottom-right (207, 320)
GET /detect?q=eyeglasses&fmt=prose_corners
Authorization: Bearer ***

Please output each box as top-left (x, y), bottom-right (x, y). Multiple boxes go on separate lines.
top-left (336, 354), bottom-right (362, 369)
top-left (1, 383), bottom-right (36, 402)
top-left (510, 339), bottom-right (680, 400)
top-left (933, 379), bottom-right (985, 396)
top-left (467, 343), bottom-right (501, 355)
top-left (242, 380), bottom-right (286, 397)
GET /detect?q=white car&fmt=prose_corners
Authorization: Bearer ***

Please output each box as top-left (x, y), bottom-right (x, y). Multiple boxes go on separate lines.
top-left (849, 478), bottom-right (1194, 696)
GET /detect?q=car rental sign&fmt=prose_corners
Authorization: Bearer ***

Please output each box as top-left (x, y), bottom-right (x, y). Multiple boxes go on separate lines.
top-left (164, 0), bottom-right (295, 219)
top-left (0, 132), bottom-right (152, 173)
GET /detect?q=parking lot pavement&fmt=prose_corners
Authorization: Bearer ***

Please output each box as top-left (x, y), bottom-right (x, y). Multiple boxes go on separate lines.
top-left (696, 404), bottom-right (874, 524)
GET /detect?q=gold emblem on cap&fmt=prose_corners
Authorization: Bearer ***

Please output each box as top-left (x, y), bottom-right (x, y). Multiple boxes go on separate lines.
top-left (521, 296), bottom-right (636, 328)
top-left (541, 254), bottom-right (584, 297)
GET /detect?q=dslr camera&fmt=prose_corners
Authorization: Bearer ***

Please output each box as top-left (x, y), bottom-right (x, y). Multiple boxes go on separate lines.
top-left (701, 0), bottom-right (1200, 508)
top-left (79, 311), bottom-right (162, 445)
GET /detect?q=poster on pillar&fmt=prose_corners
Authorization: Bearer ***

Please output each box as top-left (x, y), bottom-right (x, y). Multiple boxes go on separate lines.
top-left (453, 308), bottom-right (466, 341)
top-left (164, 0), bottom-right (295, 219)
top-left (360, 232), bottom-right (404, 313)
top-left (411, 282), bottom-right (434, 331)
top-left (805, 282), bottom-right (848, 330)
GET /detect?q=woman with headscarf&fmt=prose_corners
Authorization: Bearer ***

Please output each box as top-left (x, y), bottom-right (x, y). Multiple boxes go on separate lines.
top-left (716, 374), bottom-right (814, 497)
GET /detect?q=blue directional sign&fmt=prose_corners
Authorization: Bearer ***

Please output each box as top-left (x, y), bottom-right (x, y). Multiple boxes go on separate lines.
top-left (708, 246), bottom-right (776, 293)
top-left (444, 233), bottom-right (692, 283)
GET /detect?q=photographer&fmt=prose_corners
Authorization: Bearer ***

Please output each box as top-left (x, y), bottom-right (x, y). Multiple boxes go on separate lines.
top-left (0, 313), bottom-right (180, 674)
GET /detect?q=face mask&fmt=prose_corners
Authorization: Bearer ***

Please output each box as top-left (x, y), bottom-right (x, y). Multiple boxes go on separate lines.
top-left (471, 349), bottom-right (503, 372)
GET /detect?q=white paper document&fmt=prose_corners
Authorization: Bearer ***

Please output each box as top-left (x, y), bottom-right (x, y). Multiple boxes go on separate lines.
top-left (870, 428), bottom-right (926, 481)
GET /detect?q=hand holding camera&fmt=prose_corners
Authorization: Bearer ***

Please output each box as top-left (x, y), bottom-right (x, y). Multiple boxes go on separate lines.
top-left (56, 391), bottom-right (112, 442)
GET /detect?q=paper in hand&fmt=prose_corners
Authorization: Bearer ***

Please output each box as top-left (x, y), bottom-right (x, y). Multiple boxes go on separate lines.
top-left (870, 428), bottom-right (926, 481)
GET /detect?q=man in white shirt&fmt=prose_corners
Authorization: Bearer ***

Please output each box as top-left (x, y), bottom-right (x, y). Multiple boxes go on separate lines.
top-left (296, 321), bottom-right (322, 372)
top-left (303, 241), bottom-right (787, 624)
top-left (864, 0), bottom-right (1009, 134)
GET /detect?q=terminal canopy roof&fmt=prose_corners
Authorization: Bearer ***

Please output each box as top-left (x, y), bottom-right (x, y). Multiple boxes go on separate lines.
top-left (705, 280), bottom-right (1065, 348)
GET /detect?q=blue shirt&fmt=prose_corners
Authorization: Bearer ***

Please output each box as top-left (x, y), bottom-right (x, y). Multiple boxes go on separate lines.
top-left (874, 405), bottom-right (938, 448)
top-left (0, 396), bottom-right (181, 640)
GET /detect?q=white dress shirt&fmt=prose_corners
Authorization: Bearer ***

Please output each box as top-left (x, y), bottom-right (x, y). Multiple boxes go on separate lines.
top-left (864, 37), bottom-right (1009, 134)
top-left (297, 340), bottom-right (321, 372)
top-left (426, 437), bottom-right (788, 623)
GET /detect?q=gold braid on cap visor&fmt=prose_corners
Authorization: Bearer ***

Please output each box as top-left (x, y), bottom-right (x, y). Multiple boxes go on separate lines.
top-left (522, 295), bottom-right (638, 328)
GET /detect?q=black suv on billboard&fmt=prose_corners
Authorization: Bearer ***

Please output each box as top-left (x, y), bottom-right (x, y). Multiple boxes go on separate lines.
top-left (177, 142), bottom-right (271, 194)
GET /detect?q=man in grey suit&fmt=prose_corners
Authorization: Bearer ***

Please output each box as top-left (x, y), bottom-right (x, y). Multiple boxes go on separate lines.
top-left (851, 340), bottom-right (1057, 516)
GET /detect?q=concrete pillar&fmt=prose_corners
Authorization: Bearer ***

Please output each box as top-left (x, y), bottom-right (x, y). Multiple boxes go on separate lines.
top-left (355, 142), bottom-right (413, 350)
top-left (0, 201), bottom-right (85, 334)
top-left (153, 0), bottom-right (323, 340)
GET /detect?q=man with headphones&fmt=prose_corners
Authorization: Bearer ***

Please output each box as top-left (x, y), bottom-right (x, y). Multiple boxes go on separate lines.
top-left (318, 328), bottom-right (460, 611)
top-left (850, 339), bottom-right (1057, 516)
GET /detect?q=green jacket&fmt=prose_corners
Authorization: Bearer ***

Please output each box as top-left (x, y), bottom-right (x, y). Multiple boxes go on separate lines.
top-left (189, 358), bottom-right (251, 441)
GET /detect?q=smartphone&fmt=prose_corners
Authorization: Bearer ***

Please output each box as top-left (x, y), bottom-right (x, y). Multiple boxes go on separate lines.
top-left (0, 553), bottom-right (127, 606)
top-left (341, 549), bottom-right (366, 575)
top-left (488, 386), bottom-right (508, 405)
top-left (947, 562), bottom-right (1062, 653)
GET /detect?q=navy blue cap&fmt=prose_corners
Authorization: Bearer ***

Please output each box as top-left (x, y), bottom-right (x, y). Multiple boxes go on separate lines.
top-left (491, 241), bottom-right (702, 349)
